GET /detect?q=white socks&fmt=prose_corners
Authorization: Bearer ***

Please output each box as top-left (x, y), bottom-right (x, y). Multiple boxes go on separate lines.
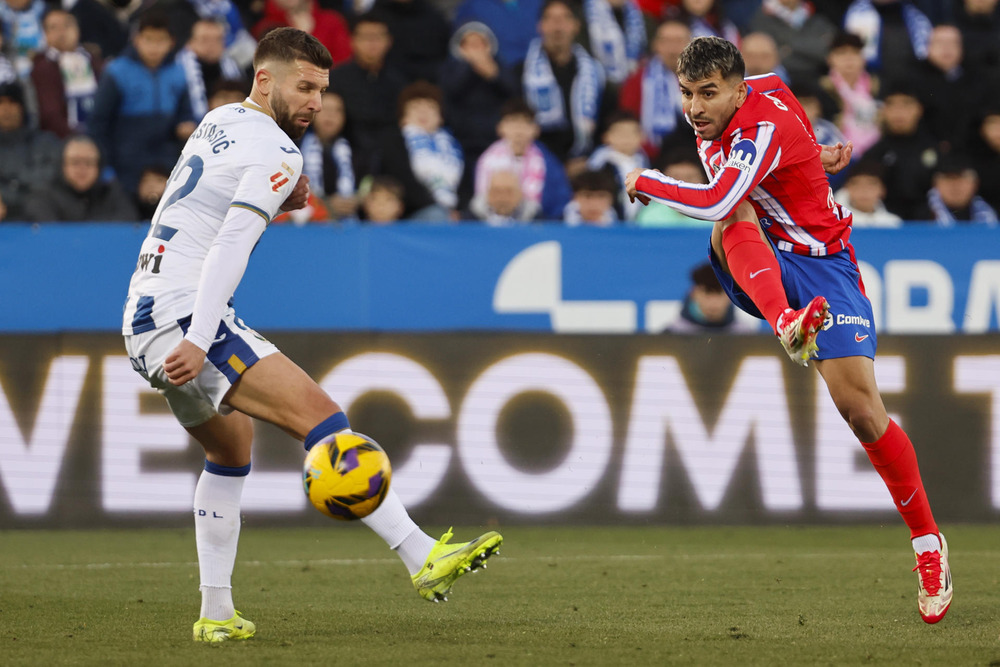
top-left (361, 488), bottom-right (436, 574)
top-left (193, 469), bottom-right (246, 621)
top-left (912, 533), bottom-right (942, 554)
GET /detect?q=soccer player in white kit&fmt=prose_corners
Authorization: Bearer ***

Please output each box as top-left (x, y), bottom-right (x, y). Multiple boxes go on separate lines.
top-left (122, 28), bottom-right (502, 643)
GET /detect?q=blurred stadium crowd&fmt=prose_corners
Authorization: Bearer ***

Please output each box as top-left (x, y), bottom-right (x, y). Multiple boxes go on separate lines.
top-left (0, 0), bottom-right (998, 227)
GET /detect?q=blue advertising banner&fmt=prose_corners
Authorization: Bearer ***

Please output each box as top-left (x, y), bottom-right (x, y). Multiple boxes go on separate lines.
top-left (1, 223), bottom-right (997, 333)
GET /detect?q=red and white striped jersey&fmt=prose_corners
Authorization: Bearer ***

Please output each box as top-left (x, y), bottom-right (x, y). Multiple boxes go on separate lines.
top-left (636, 73), bottom-right (853, 256)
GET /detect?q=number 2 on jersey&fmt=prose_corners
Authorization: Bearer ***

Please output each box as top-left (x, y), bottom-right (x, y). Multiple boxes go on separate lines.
top-left (152, 155), bottom-right (205, 230)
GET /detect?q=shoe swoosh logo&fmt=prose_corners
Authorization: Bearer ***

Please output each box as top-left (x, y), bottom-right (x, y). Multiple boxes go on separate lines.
top-left (749, 268), bottom-right (771, 279)
top-left (855, 333), bottom-right (869, 342)
top-left (900, 488), bottom-right (918, 506)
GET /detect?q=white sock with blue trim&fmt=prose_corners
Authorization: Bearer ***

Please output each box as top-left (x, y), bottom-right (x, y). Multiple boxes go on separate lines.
top-left (194, 463), bottom-right (248, 621)
top-left (362, 488), bottom-right (436, 575)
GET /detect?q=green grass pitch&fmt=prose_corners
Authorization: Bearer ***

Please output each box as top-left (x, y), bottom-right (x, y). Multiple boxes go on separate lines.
top-left (2, 525), bottom-right (998, 666)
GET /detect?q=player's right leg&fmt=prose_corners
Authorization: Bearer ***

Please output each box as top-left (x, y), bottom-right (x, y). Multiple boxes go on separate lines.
top-left (185, 412), bottom-right (257, 642)
top-left (712, 201), bottom-right (791, 330)
top-left (712, 203), bottom-right (827, 365)
top-left (224, 352), bottom-right (502, 601)
top-left (124, 317), bottom-right (262, 642)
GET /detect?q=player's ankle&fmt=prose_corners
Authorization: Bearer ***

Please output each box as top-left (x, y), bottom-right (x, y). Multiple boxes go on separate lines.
top-left (912, 533), bottom-right (942, 554)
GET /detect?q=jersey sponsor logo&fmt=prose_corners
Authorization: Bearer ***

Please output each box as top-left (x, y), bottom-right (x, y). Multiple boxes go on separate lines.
top-left (726, 139), bottom-right (758, 172)
top-left (822, 313), bottom-right (834, 331)
top-left (136, 248), bottom-right (164, 274)
top-left (280, 146), bottom-right (300, 155)
top-left (270, 171), bottom-right (290, 192)
top-left (836, 313), bottom-right (871, 328)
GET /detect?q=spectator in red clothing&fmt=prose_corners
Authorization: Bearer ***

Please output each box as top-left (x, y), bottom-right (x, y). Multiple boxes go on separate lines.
top-left (253, 0), bottom-right (351, 66)
top-left (31, 8), bottom-right (102, 138)
top-left (619, 18), bottom-right (692, 160)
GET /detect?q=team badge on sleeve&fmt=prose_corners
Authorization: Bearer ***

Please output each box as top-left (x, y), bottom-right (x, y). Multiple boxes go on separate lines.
top-left (727, 139), bottom-right (758, 172)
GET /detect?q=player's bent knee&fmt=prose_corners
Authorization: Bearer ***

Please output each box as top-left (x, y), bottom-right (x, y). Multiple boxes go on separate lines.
top-left (304, 411), bottom-right (351, 451)
top-left (839, 401), bottom-right (887, 443)
top-left (720, 201), bottom-right (759, 229)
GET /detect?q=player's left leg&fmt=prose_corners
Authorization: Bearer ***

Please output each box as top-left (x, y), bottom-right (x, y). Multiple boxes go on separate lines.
top-left (224, 352), bottom-right (501, 601)
top-left (815, 355), bottom-right (952, 623)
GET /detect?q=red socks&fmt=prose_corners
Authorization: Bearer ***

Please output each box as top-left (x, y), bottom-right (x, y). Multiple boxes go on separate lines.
top-left (721, 221), bottom-right (789, 331)
top-left (861, 419), bottom-right (938, 539)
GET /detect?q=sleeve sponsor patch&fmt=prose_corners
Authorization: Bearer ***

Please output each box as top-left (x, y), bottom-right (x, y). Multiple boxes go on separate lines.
top-left (726, 139), bottom-right (758, 172)
top-left (270, 171), bottom-right (290, 191)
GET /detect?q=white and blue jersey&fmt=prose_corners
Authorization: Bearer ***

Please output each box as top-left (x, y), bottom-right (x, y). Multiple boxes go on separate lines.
top-left (122, 100), bottom-right (302, 340)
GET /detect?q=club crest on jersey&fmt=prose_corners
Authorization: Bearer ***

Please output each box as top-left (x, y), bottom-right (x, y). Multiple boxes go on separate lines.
top-left (726, 139), bottom-right (758, 172)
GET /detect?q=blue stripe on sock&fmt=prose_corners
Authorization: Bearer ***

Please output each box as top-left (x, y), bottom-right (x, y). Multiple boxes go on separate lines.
top-left (304, 412), bottom-right (350, 451)
top-left (204, 460), bottom-right (251, 477)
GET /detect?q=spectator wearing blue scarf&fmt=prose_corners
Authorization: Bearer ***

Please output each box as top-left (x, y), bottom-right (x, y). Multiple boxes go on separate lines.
top-left (514, 0), bottom-right (615, 170)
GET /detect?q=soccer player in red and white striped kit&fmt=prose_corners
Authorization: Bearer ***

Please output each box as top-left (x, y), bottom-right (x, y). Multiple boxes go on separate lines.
top-left (625, 36), bottom-right (951, 624)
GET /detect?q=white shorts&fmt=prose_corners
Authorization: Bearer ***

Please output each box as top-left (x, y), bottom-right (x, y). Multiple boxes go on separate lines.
top-left (123, 308), bottom-right (279, 427)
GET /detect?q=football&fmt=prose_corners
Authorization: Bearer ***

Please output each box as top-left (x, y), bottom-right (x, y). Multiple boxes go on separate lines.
top-left (302, 432), bottom-right (392, 520)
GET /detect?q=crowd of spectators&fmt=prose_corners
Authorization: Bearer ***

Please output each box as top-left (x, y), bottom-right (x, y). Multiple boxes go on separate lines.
top-left (1, 0), bottom-right (998, 226)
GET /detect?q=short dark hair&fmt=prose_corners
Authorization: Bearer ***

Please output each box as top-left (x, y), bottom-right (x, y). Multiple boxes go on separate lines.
top-left (690, 262), bottom-right (723, 292)
top-left (571, 169), bottom-right (617, 196)
top-left (0, 80), bottom-right (25, 107)
top-left (677, 36), bottom-right (744, 82)
top-left (140, 163), bottom-right (172, 179)
top-left (208, 78), bottom-right (250, 99)
top-left (397, 81), bottom-right (442, 120)
top-left (790, 81), bottom-right (821, 102)
top-left (830, 31), bottom-right (864, 52)
top-left (934, 152), bottom-right (976, 177)
top-left (846, 159), bottom-right (886, 182)
top-left (136, 10), bottom-right (171, 36)
top-left (367, 175), bottom-right (404, 199)
top-left (540, 0), bottom-right (578, 20)
top-left (604, 110), bottom-right (640, 130)
top-left (253, 27), bottom-right (333, 72)
top-left (500, 97), bottom-right (536, 122)
top-left (351, 10), bottom-right (390, 33)
top-left (881, 78), bottom-right (921, 102)
top-left (659, 147), bottom-right (702, 172)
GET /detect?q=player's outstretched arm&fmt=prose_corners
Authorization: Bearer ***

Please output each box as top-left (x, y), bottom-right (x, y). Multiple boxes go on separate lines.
top-left (820, 141), bottom-right (853, 175)
top-left (624, 167), bottom-right (651, 205)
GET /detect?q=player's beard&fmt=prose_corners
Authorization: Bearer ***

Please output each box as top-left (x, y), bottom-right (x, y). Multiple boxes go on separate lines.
top-left (272, 91), bottom-right (310, 140)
